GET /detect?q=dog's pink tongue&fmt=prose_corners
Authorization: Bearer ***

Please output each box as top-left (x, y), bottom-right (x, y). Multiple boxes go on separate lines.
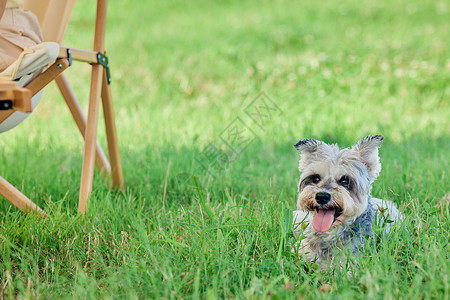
top-left (312, 209), bottom-right (335, 232)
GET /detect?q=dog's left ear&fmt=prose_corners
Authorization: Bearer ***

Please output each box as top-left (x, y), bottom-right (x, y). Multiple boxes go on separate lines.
top-left (352, 135), bottom-right (383, 181)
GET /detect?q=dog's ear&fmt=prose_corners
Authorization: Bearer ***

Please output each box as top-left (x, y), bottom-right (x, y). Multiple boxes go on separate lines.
top-left (294, 139), bottom-right (330, 172)
top-left (352, 135), bottom-right (383, 181)
top-left (294, 139), bottom-right (323, 152)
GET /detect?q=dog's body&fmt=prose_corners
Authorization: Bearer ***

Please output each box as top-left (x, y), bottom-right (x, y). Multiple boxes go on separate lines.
top-left (292, 135), bottom-right (401, 269)
top-left (293, 196), bottom-right (400, 266)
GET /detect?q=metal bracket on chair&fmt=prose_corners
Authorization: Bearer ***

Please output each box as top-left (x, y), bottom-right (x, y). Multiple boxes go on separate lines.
top-left (0, 100), bottom-right (13, 110)
top-left (67, 48), bottom-right (72, 67)
top-left (96, 52), bottom-right (111, 84)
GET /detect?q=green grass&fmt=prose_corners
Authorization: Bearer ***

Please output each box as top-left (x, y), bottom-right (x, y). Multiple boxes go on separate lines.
top-left (1, 0), bottom-right (449, 298)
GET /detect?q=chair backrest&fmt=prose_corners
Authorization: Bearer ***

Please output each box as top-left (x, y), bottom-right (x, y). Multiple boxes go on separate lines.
top-left (24, 0), bottom-right (77, 44)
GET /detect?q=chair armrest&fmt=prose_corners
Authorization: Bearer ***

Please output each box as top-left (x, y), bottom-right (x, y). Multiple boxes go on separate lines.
top-left (0, 80), bottom-right (33, 113)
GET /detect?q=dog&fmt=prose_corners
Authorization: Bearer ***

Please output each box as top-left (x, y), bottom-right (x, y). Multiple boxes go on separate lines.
top-left (292, 135), bottom-right (401, 269)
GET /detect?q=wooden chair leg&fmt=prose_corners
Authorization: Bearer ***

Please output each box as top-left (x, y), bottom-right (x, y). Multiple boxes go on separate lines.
top-left (101, 68), bottom-right (124, 189)
top-left (78, 64), bottom-right (103, 214)
top-left (55, 74), bottom-right (111, 176)
top-left (0, 176), bottom-right (45, 215)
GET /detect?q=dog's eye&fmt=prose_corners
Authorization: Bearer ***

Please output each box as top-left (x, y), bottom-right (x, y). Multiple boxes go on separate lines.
top-left (312, 175), bottom-right (321, 184)
top-left (338, 175), bottom-right (350, 187)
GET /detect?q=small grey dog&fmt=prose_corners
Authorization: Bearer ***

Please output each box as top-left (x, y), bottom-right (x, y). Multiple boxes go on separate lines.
top-left (292, 135), bottom-right (401, 269)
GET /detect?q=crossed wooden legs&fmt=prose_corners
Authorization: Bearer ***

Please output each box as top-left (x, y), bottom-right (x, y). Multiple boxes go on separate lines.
top-left (56, 67), bottom-right (124, 214)
top-left (77, 67), bottom-right (124, 213)
top-left (0, 0), bottom-right (122, 215)
top-left (1, 64), bottom-right (123, 215)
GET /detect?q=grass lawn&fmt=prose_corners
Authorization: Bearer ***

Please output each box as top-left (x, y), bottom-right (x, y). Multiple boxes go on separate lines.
top-left (1, 0), bottom-right (449, 298)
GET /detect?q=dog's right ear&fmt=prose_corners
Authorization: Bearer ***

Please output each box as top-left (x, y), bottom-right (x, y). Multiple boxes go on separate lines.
top-left (294, 139), bottom-right (323, 152)
top-left (294, 139), bottom-right (329, 172)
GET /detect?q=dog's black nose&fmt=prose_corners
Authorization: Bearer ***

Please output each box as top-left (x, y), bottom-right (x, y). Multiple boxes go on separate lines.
top-left (315, 192), bottom-right (331, 205)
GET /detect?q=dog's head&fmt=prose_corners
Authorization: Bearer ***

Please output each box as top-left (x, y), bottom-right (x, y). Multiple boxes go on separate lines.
top-left (294, 135), bottom-right (383, 232)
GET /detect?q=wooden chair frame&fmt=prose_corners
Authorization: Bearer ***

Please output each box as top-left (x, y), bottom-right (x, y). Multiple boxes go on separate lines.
top-left (0, 0), bottom-right (123, 215)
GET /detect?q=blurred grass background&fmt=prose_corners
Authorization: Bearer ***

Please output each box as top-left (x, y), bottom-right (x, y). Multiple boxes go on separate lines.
top-left (0, 0), bottom-right (449, 298)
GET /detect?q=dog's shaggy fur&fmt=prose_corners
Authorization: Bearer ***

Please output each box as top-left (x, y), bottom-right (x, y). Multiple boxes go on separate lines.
top-left (292, 135), bottom-right (401, 269)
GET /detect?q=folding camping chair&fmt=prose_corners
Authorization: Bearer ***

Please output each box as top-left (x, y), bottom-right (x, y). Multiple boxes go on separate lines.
top-left (0, 0), bottom-right (123, 215)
